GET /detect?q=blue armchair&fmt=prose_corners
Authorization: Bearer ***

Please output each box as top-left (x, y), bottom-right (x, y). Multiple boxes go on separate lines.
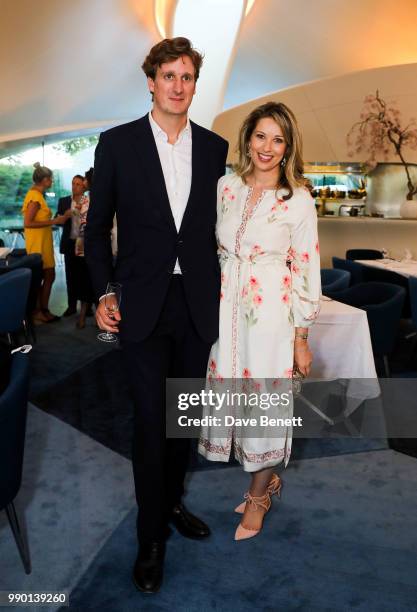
top-left (346, 249), bottom-right (383, 261)
top-left (0, 268), bottom-right (32, 346)
top-left (325, 282), bottom-right (406, 377)
top-left (321, 268), bottom-right (351, 294)
top-left (0, 254), bottom-right (42, 341)
top-left (0, 350), bottom-right (31, 573)
top-left (332, 257), bottom-right (364, 285)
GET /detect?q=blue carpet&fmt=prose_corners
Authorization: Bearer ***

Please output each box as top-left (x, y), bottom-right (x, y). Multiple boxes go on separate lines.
top-left (65, 449), bottom-right (417, 612)
top-left (0, 404), bottom-right (135, 609)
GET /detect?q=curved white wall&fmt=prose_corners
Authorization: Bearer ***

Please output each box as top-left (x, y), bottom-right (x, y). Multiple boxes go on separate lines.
top-left (224, 0), bottom-right (417, 108)
top-left (213, 63), bottom-right (417, 165)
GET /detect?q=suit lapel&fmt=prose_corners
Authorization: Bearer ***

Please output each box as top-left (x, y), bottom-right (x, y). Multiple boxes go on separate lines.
top-left (130, 115), bottom-right (177, 231)
top-left (179, 121), bottom-right (206, 233)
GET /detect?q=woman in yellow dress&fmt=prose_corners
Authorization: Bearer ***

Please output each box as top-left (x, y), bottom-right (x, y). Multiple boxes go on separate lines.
top-left (22, 162), bottom-right (71, 322)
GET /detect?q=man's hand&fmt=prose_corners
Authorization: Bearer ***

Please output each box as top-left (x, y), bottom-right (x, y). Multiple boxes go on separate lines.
top-left (96, 295), bottom-right (121, 333)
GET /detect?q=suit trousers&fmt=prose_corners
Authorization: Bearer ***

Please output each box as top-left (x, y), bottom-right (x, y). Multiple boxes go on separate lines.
top-left (122, 275), bottom-right (213, 545)
top-left (63, 240), bottom-right (77, 308)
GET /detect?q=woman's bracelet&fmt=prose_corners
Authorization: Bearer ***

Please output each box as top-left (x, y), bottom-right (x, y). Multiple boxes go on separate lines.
top-left (295, 333), bottom-right (309, 340)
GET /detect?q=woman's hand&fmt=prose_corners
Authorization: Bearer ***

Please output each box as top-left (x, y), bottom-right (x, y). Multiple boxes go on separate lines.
top-left (294, 338), bottom-right (313, 377)
top-left (54, 209), bottom-right (72, 225)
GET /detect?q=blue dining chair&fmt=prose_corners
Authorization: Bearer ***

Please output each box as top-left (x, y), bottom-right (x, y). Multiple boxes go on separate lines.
top-left (332, 257), bottom-right (364, 285)
top-left (0, 253), bottom-right (42, 311)
top-left (321, 268), bottom-right (351, 294)
top-left (0, 349), bottom-right (31, 574)
top-left (325, 282), bottom-right (406, 377)
top-left (346, 249), bottom-right (383, 261)
top-left (350, 259), bottom-right (411, 318)
top-left (0, 268), bottom-right (32, 345)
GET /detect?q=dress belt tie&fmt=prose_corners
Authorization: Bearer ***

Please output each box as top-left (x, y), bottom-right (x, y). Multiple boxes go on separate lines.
top-left (219, 251), bottom-right (289, 302)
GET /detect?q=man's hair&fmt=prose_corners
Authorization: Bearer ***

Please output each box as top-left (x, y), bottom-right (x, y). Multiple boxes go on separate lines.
top-left (84, 167), bottom-right (94, 188)
top-left (72, 174), bottom-right (84, 181)
top-left (142, 37), bottom-right (203, 81)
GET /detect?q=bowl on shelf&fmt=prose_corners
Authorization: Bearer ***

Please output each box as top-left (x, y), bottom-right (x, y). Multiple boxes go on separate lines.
top-left (348, 189), bottom-right (366, 199)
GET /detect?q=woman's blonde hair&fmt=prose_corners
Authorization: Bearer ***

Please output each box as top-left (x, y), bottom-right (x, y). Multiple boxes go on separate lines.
top-left (235, 101), bottom-right (308, 200)
top-left (32, 162), bottom-right (52, 184)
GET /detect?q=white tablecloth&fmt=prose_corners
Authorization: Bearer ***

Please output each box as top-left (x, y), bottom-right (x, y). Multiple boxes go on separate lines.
top-left (308, 299), bottom-right (380, 418)
top-left (309, 299), bottom-right (377, 379)
top-left (0, 247), bottom-right (12, 259)
top-left (356, 258), bottom-right (417, 279)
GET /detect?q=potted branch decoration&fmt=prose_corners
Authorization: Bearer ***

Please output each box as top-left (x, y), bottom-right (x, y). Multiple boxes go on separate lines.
top-left (347, 90), bottom-right (417, 217)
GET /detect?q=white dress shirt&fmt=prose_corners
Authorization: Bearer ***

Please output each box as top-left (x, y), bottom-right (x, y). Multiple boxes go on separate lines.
top-left (148, 111), bottom-right (192, 273)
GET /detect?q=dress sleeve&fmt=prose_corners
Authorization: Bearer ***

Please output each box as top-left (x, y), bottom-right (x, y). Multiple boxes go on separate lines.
top-left (22, 190), bottom-right (42, 213)
top-left (289, 190), bottom-right (321, 327)
top-left (216, 174), bottom-right (227, 214)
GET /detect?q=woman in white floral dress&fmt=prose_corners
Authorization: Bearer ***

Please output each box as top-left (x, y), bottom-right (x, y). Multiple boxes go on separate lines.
top-left (198, 102), bottom-right (321, 540)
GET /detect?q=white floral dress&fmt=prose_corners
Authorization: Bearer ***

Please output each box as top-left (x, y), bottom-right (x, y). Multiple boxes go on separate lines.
top-left (198, 173), bottom-right (321, 472)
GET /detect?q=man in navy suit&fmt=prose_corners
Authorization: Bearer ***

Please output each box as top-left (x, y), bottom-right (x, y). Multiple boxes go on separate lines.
top-left (57, 175), bottom-right (85, 316)
top-left (85, 37), bottom-right (228, 593)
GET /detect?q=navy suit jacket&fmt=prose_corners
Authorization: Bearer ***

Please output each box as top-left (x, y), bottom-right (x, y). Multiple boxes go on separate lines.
top-left (85, 114), bottom-right (228, 344)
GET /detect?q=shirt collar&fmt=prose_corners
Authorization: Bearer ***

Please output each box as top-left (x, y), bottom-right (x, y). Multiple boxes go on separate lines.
top-left (148, 111), bottom-right (191, 144)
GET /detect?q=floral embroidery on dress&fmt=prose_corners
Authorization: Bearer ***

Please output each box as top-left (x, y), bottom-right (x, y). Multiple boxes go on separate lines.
top-left (207, 358), bottom-right (224, 383)
top-left (242, 275), bottom-right (263, 327)
top-left (240, 369), bottom-right (262, 396)
top-left (289, 247), bottom-right (311, 293)
top-left (280, 273), bottom-right (293, 324)
top-left (249, 244), bottom-right (265, 263)
top-left (199, 437), bottom-right (231, 458)
top-left (221, 185), bottom-right (236, 214)
top-left (267, 197), bottom-right (288, 223)
top-left (220, 272), bottom-right (226, 301)
top-left (234, 443), bottom-right (290, 465)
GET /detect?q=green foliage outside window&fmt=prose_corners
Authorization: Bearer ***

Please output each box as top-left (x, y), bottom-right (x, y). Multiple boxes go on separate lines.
top-left (53, 136), bottom-right (98, 156)
top-left (0, 164), bottom-right (65, 227)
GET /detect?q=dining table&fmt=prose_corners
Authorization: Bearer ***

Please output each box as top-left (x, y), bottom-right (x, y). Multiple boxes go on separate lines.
top-left (355, 258), bottom-right (417, 279)
top-left (1, 226), bottom-right (25, 249)
top-left (300, 298), bottom-right (381, 428)
top-left (0, 247), bottom-right (12, 259)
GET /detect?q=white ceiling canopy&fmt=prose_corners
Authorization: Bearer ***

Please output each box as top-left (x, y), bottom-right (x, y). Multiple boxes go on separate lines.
top-left (2, 0), bottom-right (417, 155)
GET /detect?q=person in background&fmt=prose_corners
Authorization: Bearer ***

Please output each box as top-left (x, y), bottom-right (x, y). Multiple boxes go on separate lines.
top-left (57, 174), bottom-right (86, 316)
top-left (22, 162), bottom-right (71, 323)
top-left (72, 168), bottom-right (95, 329)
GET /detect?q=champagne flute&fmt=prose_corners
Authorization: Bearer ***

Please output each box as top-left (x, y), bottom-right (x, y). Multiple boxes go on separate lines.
top-left (97, 282), bottom-right (122, 343)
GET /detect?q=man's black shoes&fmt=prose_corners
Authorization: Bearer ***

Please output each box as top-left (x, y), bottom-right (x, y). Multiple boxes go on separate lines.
top-left (133, 542), bottom-right (166, 593)
top-left (171, 504), bottom-right (211, 539)
top-left (132, 508), bottom-right (209, 594)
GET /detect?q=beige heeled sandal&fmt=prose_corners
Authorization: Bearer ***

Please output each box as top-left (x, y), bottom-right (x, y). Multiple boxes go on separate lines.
top-left (234, 491), bottom-right (272, 541)
top-left (234, 473), bottom-right (282, 514)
